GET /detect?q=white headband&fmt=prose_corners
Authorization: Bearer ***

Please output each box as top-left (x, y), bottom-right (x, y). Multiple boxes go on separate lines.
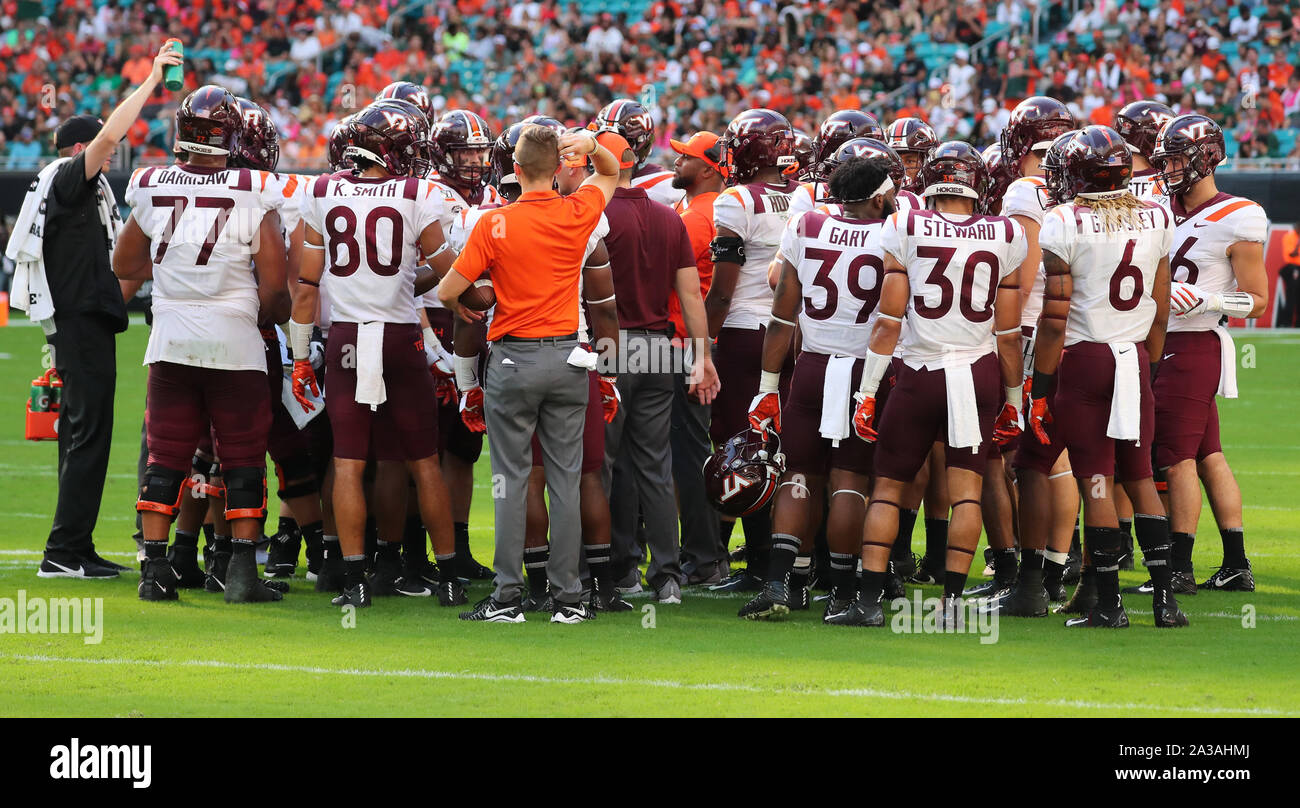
top-left (841, 174), bottom-right (894, 204)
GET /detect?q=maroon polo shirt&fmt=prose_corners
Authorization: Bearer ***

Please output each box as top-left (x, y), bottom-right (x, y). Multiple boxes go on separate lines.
top-left (602, 186), bottom-right (696, 332)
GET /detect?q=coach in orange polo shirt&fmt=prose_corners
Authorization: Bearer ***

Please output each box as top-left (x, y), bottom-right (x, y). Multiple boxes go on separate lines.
top-left (438, 125), bottom-right (621, 624)
top-left (668, 131), bottom-right (732, 585)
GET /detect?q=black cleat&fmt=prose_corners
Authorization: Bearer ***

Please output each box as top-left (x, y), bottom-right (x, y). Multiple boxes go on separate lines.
top-left (368, 555), bottom-right (403, 597)
top-left (1044, 575), bottom-right (1068, 603)
top-left (139, 558), bottom-right (180, 601)
top-left (313, 547), bottom-right (346, 593)
top-left (225, 551), bottom-right (283, 603)
top-left (1153, 588), bottom-right (1189, 628)
top-left (1122, 570), bottom-right (1197, 596)
top-left (832, 592), bottom-right (885, 627)
top-left (1064, 604), bottom-right (1129, 628)
top-left (963, 572), bottom-right (1015, 599)
top-left (204, 551), bottom-right (231, 593)
top-left (167, 544), bottom-right (207, 588)
top-left (1199, 563), bottom-right (1255, 592)
top-left (883, 561), bottom-right (906, 601)
top-left (332, 582), bottom-right (371, 608)
top-left (394, 571), bottom-right (432, 597)
top-left (709, 570), bottom-right (763, 593)
top-left (909, 555), bottom-right (944, 585)
top-left (738, 580), bottom-right (791, 620)
top-left (460, 596), bottom-right (525, 623)
top-left (453, 554), bottom-right (494, 581)
top-left (1063, 546), bottom-right (1082, 585)
top-left (590, 579), bottom-right (634, 613)
top-left (264, 525), bottom-right (301, 578)
top-left (821, 589), bottom-right (858, 625)
top-left (982, 580), bottom-right (1050, 617)
top-left (437, 578), bottom-right (468, 607)
top-left (892, 552), bottom-right (917, 579)
top-left (1055, 571), bottom-right (1098, 615)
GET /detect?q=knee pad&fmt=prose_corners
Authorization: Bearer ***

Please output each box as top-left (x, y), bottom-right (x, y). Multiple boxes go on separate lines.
top-left (137, 464), bottom-right (187, 517)
top-left (274, 455), bottom-right (319, 500)
top-left (223, 466), bottom-right (268, 521)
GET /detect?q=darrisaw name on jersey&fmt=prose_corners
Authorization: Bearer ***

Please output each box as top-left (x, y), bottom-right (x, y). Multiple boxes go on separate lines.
top-left (918, 217), bottom-right (1001, 241)
top-left (145, 168), bottom-right (242, 185)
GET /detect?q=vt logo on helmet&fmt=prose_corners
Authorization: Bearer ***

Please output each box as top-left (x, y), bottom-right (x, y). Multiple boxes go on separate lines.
top-left (704, 430), bottom-right (785, 517)
top-left (721, 108), bottom-right (797, 185)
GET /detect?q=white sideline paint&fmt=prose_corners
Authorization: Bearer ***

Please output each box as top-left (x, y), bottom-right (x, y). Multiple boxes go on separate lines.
top-left (0, 652), bottom-right (1293, 716)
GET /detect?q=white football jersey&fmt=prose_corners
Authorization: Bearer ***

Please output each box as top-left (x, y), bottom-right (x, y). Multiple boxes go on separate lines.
top-left (779, 210), bottom-right (885, 357)
top-left (126, 164), bottom-right (282, 371)
top-left (301, 174), bottom-right (444, 326)
top-left (1040, 201), bottom-right (1173, 345)
top-left (419, 180), bottom-right (502, 309)
top-left (896, 189), bottom-right (923, 212)
top-left (1128, 167), bottom-right (1168, 208)
top-left (632, 165), bottom-right (684, 208)
top-left (787, 181), bottom-right (825, 220)
top-left (713, 179), bottom-right (799, 329)
top-left (1166, 193), bottom-right (1269, 333)
top-left (274, 172), bottom-right (311, 243)
top-left (880, 208), bottom-right (1027, 368)
top-left (1001, 175), bottom-right (1049, 329)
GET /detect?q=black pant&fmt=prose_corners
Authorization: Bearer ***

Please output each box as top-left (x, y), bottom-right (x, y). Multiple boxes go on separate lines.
top-left (44, 314), bottom-right (118, 559)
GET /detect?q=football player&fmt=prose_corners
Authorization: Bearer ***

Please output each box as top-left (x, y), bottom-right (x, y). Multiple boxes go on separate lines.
top-left (1116, 100), bottom-right (1174, 205)
top-left (288, 102), bottom-right (465, 609)
top-left (706, 108), bottom-right (800, 593)
top-left (592, 99), bottom-right (682, 207)
top-left (788, 109), bottom-right (884, 219)
top-left (846, 142), bottom-right (1027, 626)
top-left (741, 156), bottom-right (897, 621)
top-left (377, 81), bottom-right (434, 124)
top-left (1001, 97), bottom-right (1082, 604)
top-left (884, 116), bottom-right (938, 192)
top-left (1027, 124), bottom-right (1185, 628)
top-left (1146, 114), bottom-right (1269, 593)
top-left (114, 85), bottom-right (291, 603)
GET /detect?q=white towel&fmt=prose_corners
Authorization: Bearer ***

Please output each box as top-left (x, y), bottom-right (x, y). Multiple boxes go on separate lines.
top-left (354, 321), bottom-right (387, 411)
top-left (5, 156), bottom-right (121, 330)
top-left (1214, 324), bottom-right (1238, 399)
top-left (1107, 342), bottom-right (1142, 442)
top-left (819, 354), bottom-right (857, 446)
top-left (281, 369), bottom-right (325, 429)
top-left (944, 360), bottom-right (982, 451)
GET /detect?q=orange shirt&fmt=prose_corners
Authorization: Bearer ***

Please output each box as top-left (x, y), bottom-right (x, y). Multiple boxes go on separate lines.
top-left (453, 185), bottom-right (606, 341)
top-left (1283, 230), bottom-right (1300, 264)
top-left (668, 190), bottom-right (718, 338)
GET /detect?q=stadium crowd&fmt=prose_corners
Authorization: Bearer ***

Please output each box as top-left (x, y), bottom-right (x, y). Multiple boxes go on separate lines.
top-left (2, 0), bottom-right (1299, 171)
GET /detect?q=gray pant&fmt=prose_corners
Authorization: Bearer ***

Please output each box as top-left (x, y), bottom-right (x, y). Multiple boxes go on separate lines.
top-left (485, 337), bottom-right (588, 604)
top-left (671, 370), bottom-right (722, 570)
top-left (604, 333), bottom-right (682, 589)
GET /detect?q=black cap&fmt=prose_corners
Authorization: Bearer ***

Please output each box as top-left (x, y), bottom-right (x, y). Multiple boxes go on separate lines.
top-left (54, 115), bottom-right (103, 150)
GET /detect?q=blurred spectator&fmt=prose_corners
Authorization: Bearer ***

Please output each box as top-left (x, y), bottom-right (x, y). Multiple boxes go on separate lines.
top-left (6, 127), bottom-right (42, 169)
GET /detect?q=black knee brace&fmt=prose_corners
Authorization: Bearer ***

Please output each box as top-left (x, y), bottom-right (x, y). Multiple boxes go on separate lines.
top-left (137, 464), bottom-right (186, 517)
top-left (223, 466), bottom-right (267, 521)
top-left (188, 452), bottom-right (225, 498)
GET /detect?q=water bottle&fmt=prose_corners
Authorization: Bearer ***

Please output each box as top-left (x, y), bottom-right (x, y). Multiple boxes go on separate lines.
top-left (163, 39), bottom-right (184, 92)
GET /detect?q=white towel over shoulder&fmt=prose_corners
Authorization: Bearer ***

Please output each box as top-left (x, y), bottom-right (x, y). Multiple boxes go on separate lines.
top-left (355, 322), bottom-right (387, 411)
top-left (1107, 342), bottom-right (1142, 442)
top-left (1214, 324), bottom-right (1238, 399)
top-left (819, 354), bottom-right (857, 446)
top-left (944, 359), bottom-right (981, 451)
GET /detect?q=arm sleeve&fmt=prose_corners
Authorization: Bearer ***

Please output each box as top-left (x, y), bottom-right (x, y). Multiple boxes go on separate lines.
top-left (51, 152), bottom-right (92, 206)
top-left (451, 210), bottom-right (496, 282)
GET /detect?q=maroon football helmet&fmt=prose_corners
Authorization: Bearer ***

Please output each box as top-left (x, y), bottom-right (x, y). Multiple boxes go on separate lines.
top-left (491, 122), bottom-right (528, 186)
top-left (175, 85), bottom-right (242, 157)
top-left (1039, 130), bottom-right (1080, 207)
top-left (1150, 113), bottom-right (1225, 197)
top-left (1115, 100), bottom-right (1175, 160)
top-left (345, 102), bottom-right (431, 177)
top-left (811, 110), bottom-right (883, 181)
top-left (821, 137), bottom-right (904, 191)
top-left (1000, 96), bottom-right (1076, 174)
top-left (885, 117), bottom-right (937, 190)
top-left (430, 109), bottom-right (494, 191)
top-left (232, 98), bottom-right (279, 171)
top-left (704, 430), bottom-right (785, 518)
top-left (592, 99), bottom-right (655, 164)
top-left (377, 81), bottom-right (433, 124)
top-left (327, 114), bottom-right (354, 172)
top-left (721, 108), bottom-right (796, 185)
top-left (521, 114), bottom-right (566, 136)
top-left (917, 141), bottom-right (988, 201)
top-left (1057, 125), bottom-right (1132, 200)
top-left (787, 129), bottom-right (813, 178)
top-left (980, 143), bottom-right (1010, 214)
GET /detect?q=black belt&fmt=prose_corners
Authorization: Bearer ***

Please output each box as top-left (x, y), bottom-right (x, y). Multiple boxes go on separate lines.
top-left (624, 328), bottom-right (671, 336)
top-left (497, 332), bottom-right (578, 345)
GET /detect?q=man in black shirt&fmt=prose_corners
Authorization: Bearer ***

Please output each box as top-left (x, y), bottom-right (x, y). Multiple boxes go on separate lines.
top-left (33, 44), bottom-right (181, 579)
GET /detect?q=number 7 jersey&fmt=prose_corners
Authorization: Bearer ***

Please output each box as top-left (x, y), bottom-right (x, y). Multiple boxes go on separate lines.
top-left (301, 174), bottom-right (444, 326)
top-left (880, 208), bottom-right (1027, 368)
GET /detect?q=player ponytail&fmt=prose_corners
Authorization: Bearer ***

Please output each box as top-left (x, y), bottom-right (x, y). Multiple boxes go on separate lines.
top-left (1072, 190), bottom-right (1144, 233)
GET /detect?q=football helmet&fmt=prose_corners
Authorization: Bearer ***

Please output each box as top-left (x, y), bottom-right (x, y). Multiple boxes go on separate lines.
top-left (1039, 130), bottom-right (1079, 207)
top-left (721, 108), bottom-right (796, 185)
top-left (175, 85), bottom-right (242, 157)
top-left (704, 430), bottom-right (785, 518)
top-left (811, 110), bottom-right (883, 181)
top-left (345, 102), bottom-right (431, 177)
top-left (1000, 96), bottom-right (1076, 172)
top-left (820, 137), bottom-right (904, 191)
top-left (1058, 125), bottom-right (1131, 200)
top-left (787, 129), bottom-right (813, 178)
top-left (591, 99), bottom-right (655, 164)
top-left (232, 98), bottom-right (279, 171)
top-left (430, 109), bottom-right (494, 191)
top-left (1150, 114), bottom-right (1225, 197)
top-left (980, 142), bottom-right (1010, 214)
top-left (491, 122), bottom-right (528, 186)
top-left (521, 114), bottom-right (566, 136)
top-left (1115, 100), bottom-right (1175, 159)
top-left (376, 81), bottom-right (433, 123)
top-left (327, 114), bottom-right (354, 172)
top-left (917, 141), bottom-right (988, 201)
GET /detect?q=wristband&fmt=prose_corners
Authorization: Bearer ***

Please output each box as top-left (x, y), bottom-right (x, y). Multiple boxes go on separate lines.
top-left (1030, 370), bottom-right (1056, 400)
top-left (422, 327), bottom-right (438, 352)
top-left (1004, 385), bottom-right (1022, 410)
top-left (857, 350), bottom-right (893, 398)
top-left (454, 354), bottom-right (480, 390)
top-left (288, 319), bottom-right (313, 362)
top-left (1216, 291), bottom-right (1253, 318)
top-left (758, 370), bottom-right (781, 394)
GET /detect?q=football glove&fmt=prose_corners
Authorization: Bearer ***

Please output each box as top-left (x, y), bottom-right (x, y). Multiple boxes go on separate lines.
top-left (1029, 395), bottom-right (1053, 445)
top-left (291, 360), bottom-right (319, 412)
top-left (459, 386), bottom-right (486, 433)
top-left (747, 391), bottom-right (781, 437)
top-left (598, 375), bottom-right (620, 424)
top-left (1170, 281), bottom-right (1206, 316)
top-left (852, 392), bottom-right (878, 443)
top-left (992, 402), bottom-right (1023, 445)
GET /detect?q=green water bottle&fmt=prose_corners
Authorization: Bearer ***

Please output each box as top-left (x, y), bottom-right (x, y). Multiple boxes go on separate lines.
top-left (163, 38), bottom-right (185, 92)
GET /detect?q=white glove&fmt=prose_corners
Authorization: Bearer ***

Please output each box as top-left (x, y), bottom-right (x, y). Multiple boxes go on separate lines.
top-left (308, 339), bottom-right (326, 371)
top-left (423, 336), bottom-right (455, 377)
top-left (1170, 281), bottom-right (1208, 316)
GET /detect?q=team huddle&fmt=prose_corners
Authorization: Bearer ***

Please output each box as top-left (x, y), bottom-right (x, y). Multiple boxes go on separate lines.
top-left (110, 67), bottom-right (1267, 630)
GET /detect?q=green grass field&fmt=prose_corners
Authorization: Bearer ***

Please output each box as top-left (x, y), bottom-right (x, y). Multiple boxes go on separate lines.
top-left (0, 318), bottom-right (1297, 717)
